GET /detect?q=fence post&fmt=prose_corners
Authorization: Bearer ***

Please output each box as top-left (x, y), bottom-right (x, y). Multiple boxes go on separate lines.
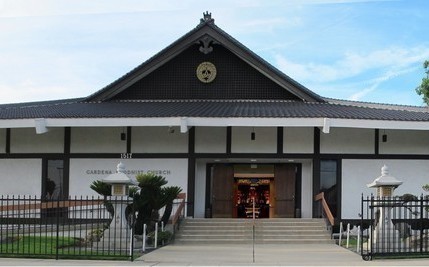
top-left (370, 194), bottom-right (374, 258)
top-left (420, 195), bottom-right (424, 253)
top-left (142, 224), bottom-right (147, 252)
top-left (55, 197), bottom-right (60, 260)
top-left (338, 222), bottom-right (343, 246)
top-left (154, 222), bottom-right (158, 249)
top-left (346, 223), bottom-right (350, 248)
top-left (129, 217), bottom-right (134, 261)
top-left (357, 226), bottom-right (361, 253)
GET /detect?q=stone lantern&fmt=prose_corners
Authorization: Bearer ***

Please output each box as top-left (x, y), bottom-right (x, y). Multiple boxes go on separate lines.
top-left (367, 165), bottom-right (403, 252)
top-left (100, 162), bottom-right (137, 250)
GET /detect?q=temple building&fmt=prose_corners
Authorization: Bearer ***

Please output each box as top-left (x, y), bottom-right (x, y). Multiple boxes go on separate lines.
top-left (1, 13), bottom-right (429, 221)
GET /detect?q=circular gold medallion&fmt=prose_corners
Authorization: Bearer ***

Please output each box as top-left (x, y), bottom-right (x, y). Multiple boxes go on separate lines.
top-left (196, 62), bottom-right (217, 83)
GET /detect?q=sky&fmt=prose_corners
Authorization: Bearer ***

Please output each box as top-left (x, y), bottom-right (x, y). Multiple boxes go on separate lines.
top-left (0, 0), bottom-right (428, 106)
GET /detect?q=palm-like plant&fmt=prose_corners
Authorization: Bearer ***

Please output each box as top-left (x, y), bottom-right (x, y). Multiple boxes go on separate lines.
top-left (160, 186), bottom-right (182, 226)
top-left (90, 173), bottom-right (182, 234)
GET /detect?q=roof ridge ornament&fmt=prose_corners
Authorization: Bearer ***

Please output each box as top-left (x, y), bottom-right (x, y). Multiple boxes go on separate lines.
top-left (200, 11), bottom-right (214, 24)
top-left (198, 35), bottom-right (214, 54)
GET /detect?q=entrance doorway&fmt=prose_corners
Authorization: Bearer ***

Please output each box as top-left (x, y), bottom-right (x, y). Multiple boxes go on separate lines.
top-left (208, 163), bottom-right (299, 218)
top-left (235, 179), bottom-right (270, 218)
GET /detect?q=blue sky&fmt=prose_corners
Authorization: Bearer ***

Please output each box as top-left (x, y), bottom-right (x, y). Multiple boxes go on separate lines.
top-left (0, 0), bottom-right (428, 105)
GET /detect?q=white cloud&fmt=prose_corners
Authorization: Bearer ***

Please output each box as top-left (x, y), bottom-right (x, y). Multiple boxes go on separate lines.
top-left (275, 46), bottom-right (429, 83)
top-left (348, 67), bottom-right (417, 101)
top-left (0, 0), bottom-right (185, 18)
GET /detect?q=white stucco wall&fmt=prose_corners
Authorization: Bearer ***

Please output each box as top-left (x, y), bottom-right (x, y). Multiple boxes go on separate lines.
top-left (71, 127), bottom-right (126, 153)
top-left (0, 159), bottom-right (41, 195)
top-left (195, 127), bottom-right (226, 153)
top-left (300, 161), bottom-right (313, 218)
top-left (284, 127), bottom-right (313, 153)
top-left (0, 129), bottom-right (5, 153)
top-left (342, 159), bottom-right (429, 219)
top-left (11, 128), bottom-right (64, 153)
top-left (69, 158), bottom-right (188, 197)
top-left (320, 128), bottom-right (374, 154)
top-left (132, 127), bottom-right (188, 153)
top-left (379, 129), bottom-right (429, 154)
top-left (231, 127), bottom-right (276, 153)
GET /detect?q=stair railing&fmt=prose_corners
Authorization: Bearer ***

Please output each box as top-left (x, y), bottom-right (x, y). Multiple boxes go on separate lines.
top-left (171, 193), bottom-right (186, 235)
top-left (314, 192), bottom-right (335, 227)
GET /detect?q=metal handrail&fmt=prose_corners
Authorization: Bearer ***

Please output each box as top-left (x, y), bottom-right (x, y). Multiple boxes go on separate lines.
top-left (171, 193), bottom-right (186, 229)
top-left (314, 192), bottom-right (335, 226)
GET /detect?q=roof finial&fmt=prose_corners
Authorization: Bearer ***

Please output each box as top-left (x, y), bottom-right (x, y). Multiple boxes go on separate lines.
top-left (200, 11), bottom-right (214, 24)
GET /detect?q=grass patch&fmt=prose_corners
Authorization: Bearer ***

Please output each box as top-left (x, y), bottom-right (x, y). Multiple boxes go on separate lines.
top-left (0, 235), bottom-right (134, 260)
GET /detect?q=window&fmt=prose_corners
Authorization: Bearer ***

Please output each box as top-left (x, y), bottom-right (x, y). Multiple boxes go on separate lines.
top-left (42, 160), bottom-right (66, 200)
top-left (320, 160), bottom-right (338, 217)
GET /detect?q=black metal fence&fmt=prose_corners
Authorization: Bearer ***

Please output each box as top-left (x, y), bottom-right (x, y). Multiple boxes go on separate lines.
top-left (361, 195), bottom-right (429, 261)
top-left (0, 195), bottom-right (135, 261)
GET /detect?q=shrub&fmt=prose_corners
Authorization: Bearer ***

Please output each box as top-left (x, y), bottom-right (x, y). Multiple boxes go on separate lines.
top-left (147, 230), bottom-right (172, 246)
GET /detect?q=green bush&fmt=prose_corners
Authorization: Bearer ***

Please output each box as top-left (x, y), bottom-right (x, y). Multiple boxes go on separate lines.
top-left (147, 230), bottom-right (172, 246)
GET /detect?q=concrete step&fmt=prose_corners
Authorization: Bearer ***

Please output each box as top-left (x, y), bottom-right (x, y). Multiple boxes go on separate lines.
top-left (174, 218), bottom-right (333, 245)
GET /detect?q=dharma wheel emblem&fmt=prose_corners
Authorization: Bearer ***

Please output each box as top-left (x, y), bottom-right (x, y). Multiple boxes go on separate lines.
top-left (196, 61), bottom-right (217, 83)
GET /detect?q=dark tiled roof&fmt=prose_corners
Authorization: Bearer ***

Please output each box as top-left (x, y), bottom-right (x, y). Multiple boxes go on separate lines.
top-left (1, 99), bottom-right (429, 122)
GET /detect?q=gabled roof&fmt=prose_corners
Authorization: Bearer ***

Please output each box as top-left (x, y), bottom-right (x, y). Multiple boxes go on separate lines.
top-left (86, 13), bottom-right (324, 103)
top-left (0, 13), bottom-right (428, 132)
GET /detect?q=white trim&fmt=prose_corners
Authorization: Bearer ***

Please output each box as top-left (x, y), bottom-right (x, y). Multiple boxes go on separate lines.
top-left (0, 117), bottom-right (428, 131)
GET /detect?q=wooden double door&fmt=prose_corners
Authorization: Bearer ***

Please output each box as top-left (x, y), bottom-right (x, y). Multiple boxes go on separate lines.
top-left (211, 164), bottom-right (297, 218)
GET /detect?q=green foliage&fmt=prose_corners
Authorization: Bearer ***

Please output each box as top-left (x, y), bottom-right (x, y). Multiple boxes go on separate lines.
top-left (147, 230), bottom-right (173, 246)
top-left (160, 186), bottom-right (182, 226)
top-left (422, 184), bottom-right (429, 192)
top-left (415, 60), bottom-right (429, 105)
top-left (133, 173), bottom-right (182, 234)
top-left (45, 178), bottom-right (56, 197)
top-left (400, 193), bottom-right (418, 202)
top-left (88, 172), bottom-right (182, 236)
top-left (90, 180), bottom-right (111, 196)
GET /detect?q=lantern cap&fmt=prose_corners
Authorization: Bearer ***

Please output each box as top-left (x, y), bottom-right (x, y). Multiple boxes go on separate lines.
top-left (367, 165), bottom-right (403, 188)
top-left (102, 162), bottom-right (137, 185)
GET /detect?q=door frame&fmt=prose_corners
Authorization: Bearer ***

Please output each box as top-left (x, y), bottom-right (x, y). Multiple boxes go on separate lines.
top-left (205, 162), bottom-right (302, 218)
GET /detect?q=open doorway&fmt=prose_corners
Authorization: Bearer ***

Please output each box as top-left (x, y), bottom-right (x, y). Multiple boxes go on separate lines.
top-left (235, 179), bottom-right (270, 218)
top-left (208, 163), bottom-right (300, 219)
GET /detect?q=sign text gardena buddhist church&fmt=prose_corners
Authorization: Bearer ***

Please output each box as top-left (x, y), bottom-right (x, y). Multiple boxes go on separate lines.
top-left (85, 169), bottom-right (172, 176)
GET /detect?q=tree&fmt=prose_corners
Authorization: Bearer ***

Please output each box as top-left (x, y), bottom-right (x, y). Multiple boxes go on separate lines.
top-left (90, 173), bottom-right (182, 235)
top-left (132, 173), bottom-right (182, 234)
top-left (415, 60), bottom-right (429, 105)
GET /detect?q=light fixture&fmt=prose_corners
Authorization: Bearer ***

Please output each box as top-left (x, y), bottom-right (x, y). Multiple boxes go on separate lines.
top-left (120, 127), bottom-right (126, 141)
top-left (168, 126), bottom-right (175, 134)
top-left (382, 130), bottom-right (387, 143)
top-left (251, 127), bottom-right (256, 141)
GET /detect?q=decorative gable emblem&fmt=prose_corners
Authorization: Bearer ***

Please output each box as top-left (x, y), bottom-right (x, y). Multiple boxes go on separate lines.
top-left (196, 62), bottom-right (217, 83)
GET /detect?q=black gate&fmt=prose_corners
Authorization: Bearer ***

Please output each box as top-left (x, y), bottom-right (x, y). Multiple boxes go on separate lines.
top-left (361, 195), bottom-right (429, 260)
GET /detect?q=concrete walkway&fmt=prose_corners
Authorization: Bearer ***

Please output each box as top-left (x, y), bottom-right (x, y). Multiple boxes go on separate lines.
top-left (2, 243), bottom-right (429, 266)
